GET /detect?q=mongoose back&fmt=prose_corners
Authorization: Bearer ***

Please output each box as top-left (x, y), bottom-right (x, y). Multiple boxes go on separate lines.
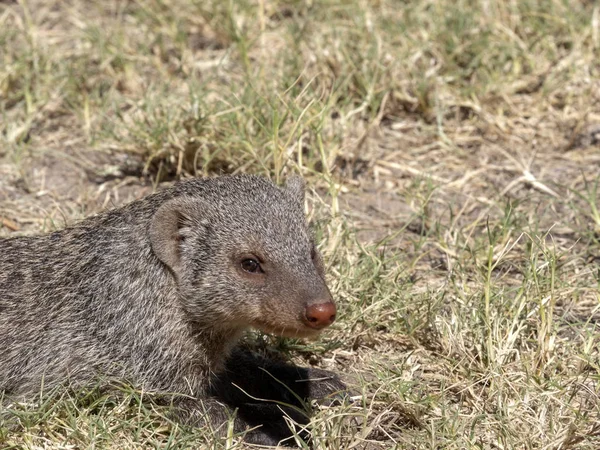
top-left (0, 174), bottom-right (344, 446)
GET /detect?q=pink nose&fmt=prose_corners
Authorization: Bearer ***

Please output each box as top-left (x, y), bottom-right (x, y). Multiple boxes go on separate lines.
top-left (304, 302), bottom-right (337, 329)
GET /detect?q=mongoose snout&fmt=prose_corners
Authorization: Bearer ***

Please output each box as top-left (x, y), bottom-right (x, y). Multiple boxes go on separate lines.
top-left (304, 301), bottom-right (337, 329)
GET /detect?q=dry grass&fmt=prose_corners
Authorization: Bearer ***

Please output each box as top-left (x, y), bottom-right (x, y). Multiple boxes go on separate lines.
top-left (1, 0), bottom-right (600, 448)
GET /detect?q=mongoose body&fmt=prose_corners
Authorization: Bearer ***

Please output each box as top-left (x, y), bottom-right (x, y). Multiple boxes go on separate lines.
top-left (0, 175), bottom-right (343, 445)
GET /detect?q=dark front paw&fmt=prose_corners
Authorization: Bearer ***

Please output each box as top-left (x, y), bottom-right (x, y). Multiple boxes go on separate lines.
top-left (298, 368), bottom-right (351, 405)
top-left (171, 397), bottom-right (302, 447)
top-left (235, 401), bottom-right (310, 447)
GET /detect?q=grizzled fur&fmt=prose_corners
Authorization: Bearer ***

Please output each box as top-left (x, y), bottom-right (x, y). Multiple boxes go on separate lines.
top-left (0, 175), bottom-right (345, 446)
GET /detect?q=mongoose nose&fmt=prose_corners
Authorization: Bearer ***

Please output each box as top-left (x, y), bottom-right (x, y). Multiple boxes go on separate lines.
top-left (304, 302), bottom-right (337, 329)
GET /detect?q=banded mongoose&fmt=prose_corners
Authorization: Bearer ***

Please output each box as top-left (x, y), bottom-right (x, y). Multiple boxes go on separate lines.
top-left (0, 174), bottom-right (345, 446)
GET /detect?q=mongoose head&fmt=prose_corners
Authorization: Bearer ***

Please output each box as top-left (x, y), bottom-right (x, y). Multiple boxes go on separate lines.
top-left (149, 175), bottom-right (336, 338)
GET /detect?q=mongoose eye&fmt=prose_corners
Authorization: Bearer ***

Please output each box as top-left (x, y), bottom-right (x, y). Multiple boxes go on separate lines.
top-left (311, 246), bottom-right (317, 260)
top-left (241, 258), bottom-right (262, 274)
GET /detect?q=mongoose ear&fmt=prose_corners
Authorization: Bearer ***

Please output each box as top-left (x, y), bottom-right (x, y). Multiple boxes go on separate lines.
top-left (285, 175), bottom-right (306, 204)
top-left (149, 198), bottom-right (194, 277)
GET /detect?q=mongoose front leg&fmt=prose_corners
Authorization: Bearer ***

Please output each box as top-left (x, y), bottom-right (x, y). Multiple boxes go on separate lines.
top-left (212, 347), bottom-right (347, 411)
top-left (172, 396), bottom-right (303, 446)
top-left (205, 347), bottom-right (347, 446)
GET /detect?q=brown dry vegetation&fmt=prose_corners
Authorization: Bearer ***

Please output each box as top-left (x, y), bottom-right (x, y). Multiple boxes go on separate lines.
top-left (1, 0), bottom-right (600, 449)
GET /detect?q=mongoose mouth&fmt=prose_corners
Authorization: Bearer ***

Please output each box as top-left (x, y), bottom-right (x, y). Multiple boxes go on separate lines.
top-left (250, 319), bottom-right (324, 339)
